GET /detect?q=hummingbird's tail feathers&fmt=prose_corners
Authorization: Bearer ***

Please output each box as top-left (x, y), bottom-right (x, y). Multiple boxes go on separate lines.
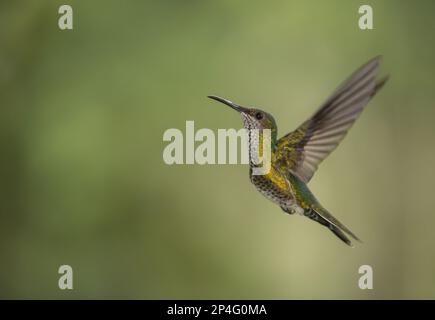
top-left (306, 206), bottom-right (361, 246)
top-left (329, 224), bottom-right (354, 247)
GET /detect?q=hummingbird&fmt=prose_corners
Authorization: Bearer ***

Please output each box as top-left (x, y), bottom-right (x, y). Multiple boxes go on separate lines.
top-left (208, 56), bottom-right (388, 246)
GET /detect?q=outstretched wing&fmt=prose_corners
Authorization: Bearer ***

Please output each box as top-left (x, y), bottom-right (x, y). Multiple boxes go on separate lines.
top-left (274, 56), bottom-right (388, 183)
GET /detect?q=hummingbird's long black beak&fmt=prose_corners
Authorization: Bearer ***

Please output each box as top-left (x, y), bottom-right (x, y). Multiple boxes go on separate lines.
top-left (207, 95), bottom-right (248, 113)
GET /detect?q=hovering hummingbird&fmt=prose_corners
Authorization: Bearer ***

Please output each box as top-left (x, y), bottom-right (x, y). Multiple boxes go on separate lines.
top-left (208, 56), bottom-right (388, 246)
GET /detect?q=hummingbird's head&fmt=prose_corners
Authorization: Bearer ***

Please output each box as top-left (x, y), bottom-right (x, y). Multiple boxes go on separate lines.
top-left (207, 95), bottom-right (278, 141)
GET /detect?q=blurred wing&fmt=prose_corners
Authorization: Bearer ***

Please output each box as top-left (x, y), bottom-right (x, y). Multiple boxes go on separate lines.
top-left (275, 56), bottom-right (388, 183)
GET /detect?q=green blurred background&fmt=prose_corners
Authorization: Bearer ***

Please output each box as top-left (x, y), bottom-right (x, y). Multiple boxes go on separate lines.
top-left (1, 0), bottom-right (435, 299)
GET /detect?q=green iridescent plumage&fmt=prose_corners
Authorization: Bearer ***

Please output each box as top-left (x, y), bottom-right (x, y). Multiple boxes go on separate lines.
top-left (209, 56), bottom-right (388, 246)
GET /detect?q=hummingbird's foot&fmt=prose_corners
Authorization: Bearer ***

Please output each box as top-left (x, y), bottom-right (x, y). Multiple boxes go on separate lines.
top-left (281, 205), bottom-right (304, 215)
top-left (280, 205), bottom-right (294, 214)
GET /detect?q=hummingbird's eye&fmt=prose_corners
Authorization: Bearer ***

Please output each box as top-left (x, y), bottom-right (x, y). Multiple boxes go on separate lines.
top-left (255, 112), bottom-right (263, 120)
